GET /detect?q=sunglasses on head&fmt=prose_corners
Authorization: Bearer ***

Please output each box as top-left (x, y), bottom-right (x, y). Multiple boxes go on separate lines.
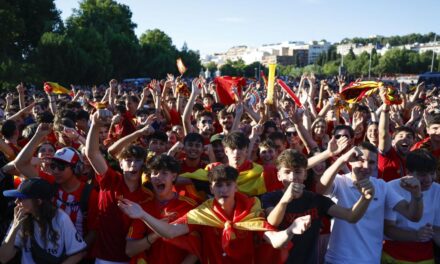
top-left (50, 161), bottom-right (70, 171)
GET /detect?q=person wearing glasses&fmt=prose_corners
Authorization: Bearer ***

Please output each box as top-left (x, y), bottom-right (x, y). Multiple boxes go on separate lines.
top-left (13, 123), bottom-right (99, 258)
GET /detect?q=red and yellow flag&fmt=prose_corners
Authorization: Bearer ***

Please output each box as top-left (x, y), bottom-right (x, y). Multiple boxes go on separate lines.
top-left (213, 76), bottom-right (246, 105)
top-left (260, 70), bottom-right (268, 88)
top-left (44, 82), bottom-right (74, 96)
top-left (176, 58), bottom-right (187, 75)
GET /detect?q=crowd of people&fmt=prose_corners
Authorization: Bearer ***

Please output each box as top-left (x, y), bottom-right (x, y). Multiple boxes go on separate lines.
top-left (0, 74), bottom-right (439, 264)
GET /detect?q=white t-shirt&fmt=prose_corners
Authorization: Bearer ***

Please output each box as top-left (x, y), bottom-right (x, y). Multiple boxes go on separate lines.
top-left (386, 181), bottom-right (440, 230)
top-left (325, 173), bottom-right (403, 264)
top-left (14, 209), bottom-right (87, 264)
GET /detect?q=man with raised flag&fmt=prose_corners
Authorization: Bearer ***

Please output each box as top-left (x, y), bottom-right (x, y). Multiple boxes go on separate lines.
top-left (118, 164), bottom-right (312, 264)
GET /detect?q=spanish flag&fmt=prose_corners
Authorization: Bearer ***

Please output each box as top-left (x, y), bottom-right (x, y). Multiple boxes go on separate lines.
top-left (176, 58), bottom-right (187, 75)
top-left (213, 76), bottom-right (246, 105)
top-left (181, 161), bottom-right (269, 196)
top-left (44, 82), bottom-right (74, 96)
top-left (339, 81), bottom-right (382, 104)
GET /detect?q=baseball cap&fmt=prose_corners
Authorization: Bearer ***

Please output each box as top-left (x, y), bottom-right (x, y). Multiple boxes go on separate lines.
top-left (3, 178), bottom-right (54, 200)
top-left (210, 134), bottom-right (224, 144)
top-left (52, 147), bottom-right (82, 165)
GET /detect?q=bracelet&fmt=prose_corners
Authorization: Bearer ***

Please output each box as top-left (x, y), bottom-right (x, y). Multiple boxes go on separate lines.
top-left (413, 193), bottom-right (423, 202)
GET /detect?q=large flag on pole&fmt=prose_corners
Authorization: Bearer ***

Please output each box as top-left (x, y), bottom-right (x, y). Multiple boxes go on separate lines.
top-left (176, 58), bottom-right (187, 75)
top-left (44, 82), bottom-right (74, 96)
top-left (214, 76), bottom-right (246, 105)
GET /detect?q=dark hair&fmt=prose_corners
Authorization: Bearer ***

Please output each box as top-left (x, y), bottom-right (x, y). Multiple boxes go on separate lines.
top-left (196, 111), bottom-right (214, 121)
top-left (276, 149), bottom-right (308, 170)
top-left (426, 113), bottom-right (440, 127)
top-left (148, 131), bottom-right (168, 143)
top-left (117, 145), bottom-right (147, 161)
top-left (392, 126), bottom-right (415, 139)
top-left (259, 139), bottom-right (276, 150)
top-left (406, 149), bottom-right (437, 174)
top-left (204, 94), bottom-right (215, 101)
top-left (75, 110), bottom-right (89, 121)
top-left (36, 111), bottom-right (54, 124)
top-left (1, 120), bottom-right (17, 139)
top-left (208, 164), bottom-right (238, 184)
top-left (218, 108), bottom-right (235, 118)
top-left (66, 101), bottom-right (81, 110)
top-left (53, 117), bottom-right (75, 132)
top-left (147, 154), bottom-right (180, 174)
top-left (358, 141), bottom-right (378, 153)
top-left (268, 131), bottom-right (287, 143)
top-left (333, 125), bottom-right (354, 138)
top-left (222, 131), bottom-right (250, 149)
top-left (184, 133), bottom-right (204, 145)
top-left (22, 199), bottom-right (59, 249)
top-left (193, 103), bottom-right (204, 112)
top-left (57, 109), bottom-right (77, 122)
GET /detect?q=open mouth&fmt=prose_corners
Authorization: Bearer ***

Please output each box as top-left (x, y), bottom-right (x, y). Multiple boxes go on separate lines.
top-left (155, 183), bottom-right (166, 191)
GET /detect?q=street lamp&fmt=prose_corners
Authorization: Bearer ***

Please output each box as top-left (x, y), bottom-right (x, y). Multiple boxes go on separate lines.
top-left (254, 67), bottom-right (258, 79)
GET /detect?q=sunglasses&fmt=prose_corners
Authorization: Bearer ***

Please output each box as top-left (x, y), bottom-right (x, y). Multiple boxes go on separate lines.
top-left (286, 131), bottom-right (297, 137)
top-left (50, 161), bottom-right (70, 171)
top-left (335, 134), bottom-right (350, 139)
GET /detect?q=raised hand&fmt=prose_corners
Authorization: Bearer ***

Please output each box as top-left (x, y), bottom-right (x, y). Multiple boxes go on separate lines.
top-left (13, 205), bottom-right (28, 227)
top-left (327, 136), bottom-right (349, 157)
top-left (92, 109), bottom-right (113, 126)
top-left (354, 178), bottom-right (374, 200)
top-left (16, 83), bottom-right (25, 94)
top-left (117, 198), bottom-right (145, 219)
top-left (35, 123), bottom-right (53, 138)
top-left (400, 176), bottom-right (422, 197)
top-left (62, 126), bottom-right (80, 140)
top-left (280, 182), bottom-right (304, 205)
top-left (339, 146), bottom-right (362, 163)
top-left (289, 215), bottom-right (312, 235)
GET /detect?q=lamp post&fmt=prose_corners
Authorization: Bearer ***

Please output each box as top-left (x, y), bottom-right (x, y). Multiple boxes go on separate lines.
top-left (431, 34), bottom-right (437, 72)
top-left (254, 67), bottom-right (258, 79)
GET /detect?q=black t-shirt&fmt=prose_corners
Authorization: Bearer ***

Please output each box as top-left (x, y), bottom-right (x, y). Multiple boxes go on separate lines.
top-left (262, 190), bottom-right (335, 264)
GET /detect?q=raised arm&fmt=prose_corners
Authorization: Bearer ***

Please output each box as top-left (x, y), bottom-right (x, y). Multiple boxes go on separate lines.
top-left (266, 183), bottom-right (303, 227)
top-left (315, 147), bottom-right (358, 195)
top-left (108, 116), bottom-right (155, 158)
top-left (118, 198), bottom-right (189, 239)
top-left (393, 176), bottom-right (423, 222)
top-left (307, 136), bottom-right (349, 169)
top-left (182, 79), bottom-right (201, 136)
top-left (327, 178), bottom-right (373, 223)
top-left (15, 123), bottom-right (52, 178)
top-left (85, 110), bottom-right (111, 175)
top-left (378, 87), bottom-right (391, 153)
top-left (16, 83), bottom-right (25, 110)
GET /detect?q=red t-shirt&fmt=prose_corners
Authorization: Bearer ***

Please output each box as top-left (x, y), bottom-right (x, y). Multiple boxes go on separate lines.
top-left (127, 195), bottom-right (197, 264)
top-left (93, 167), bottom-right (154, 262)
top-left (378, 147), bottom-right (406, 182)
top-left (169, 108), bottom-right (182, 126)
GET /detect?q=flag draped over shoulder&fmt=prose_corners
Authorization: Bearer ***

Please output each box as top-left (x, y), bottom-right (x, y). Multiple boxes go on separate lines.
top-left (214, 76), bottom-right (246, 105)
top-left (44, 82), bottom-right (74, 96)
top-left (181, 162), bottom-right (267, 196)
top-left (185, 193), bottom-right (274, 256)
top-left (176, 58), bottom-right (187, 75)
